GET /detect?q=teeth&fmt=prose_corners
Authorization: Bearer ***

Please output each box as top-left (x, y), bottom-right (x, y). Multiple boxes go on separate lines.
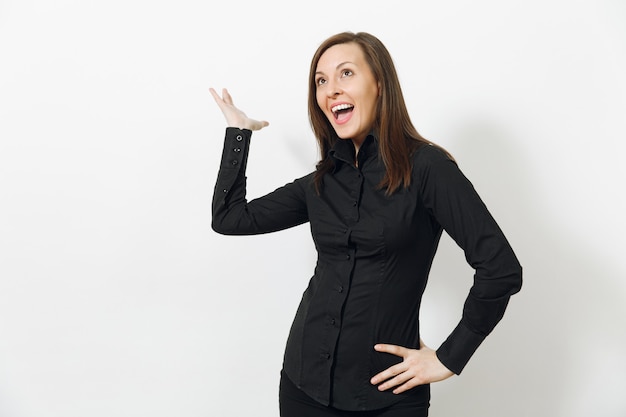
top-left (332, 103), bottom-right (354, 113)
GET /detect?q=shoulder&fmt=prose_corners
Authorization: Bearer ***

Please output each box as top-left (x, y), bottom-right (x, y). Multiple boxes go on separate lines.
top-left (299, 171), bottom-right (316, 184)
top-left (410, 143), bottom-right (474, 194)
top-left (412, 143), bottom-right (458, 173)
top-left (291, 171), bottom-right (316, 190)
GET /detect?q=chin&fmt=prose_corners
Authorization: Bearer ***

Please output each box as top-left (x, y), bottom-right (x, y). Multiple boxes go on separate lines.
top-left (334, 128), bottom-right (354, 140)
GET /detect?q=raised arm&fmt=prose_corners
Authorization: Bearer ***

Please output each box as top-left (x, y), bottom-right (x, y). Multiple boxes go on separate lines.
top-left (209, 89), bottom-right (310, 235)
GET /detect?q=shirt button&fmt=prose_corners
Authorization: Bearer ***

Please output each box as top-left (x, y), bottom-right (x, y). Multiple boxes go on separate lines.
top-left (338, 286), bottom-right (344, 293)
top-left (330, 318), bottom-right (336, 325)
top-left (236, 134), bottom-right (243, 141)
top-left (233, 147), bottom-right (241, 152)
top-left (231, 160), bottom-right (238, 166)
top-left (324, 353), bottom-right (330, 359)
top-left (352, 201), bottom-right (357, 206)
top-left (345, 254), bottom-right (350, 260)
top-left (223, 189), bottom-right (228, 193)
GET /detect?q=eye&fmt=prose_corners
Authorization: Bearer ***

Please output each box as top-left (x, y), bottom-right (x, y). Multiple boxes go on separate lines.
top-left (341, 69), bottom-right (353, 77)
top-left (316, 77), bottom-right (327, 86)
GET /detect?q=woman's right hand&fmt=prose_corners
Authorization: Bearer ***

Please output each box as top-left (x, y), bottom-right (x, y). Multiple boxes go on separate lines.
top-left (209, 88), bottom-right (269, 131)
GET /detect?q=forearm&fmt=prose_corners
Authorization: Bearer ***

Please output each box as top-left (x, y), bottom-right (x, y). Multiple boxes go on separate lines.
top-left (211, 128), bottom-right (310, 235)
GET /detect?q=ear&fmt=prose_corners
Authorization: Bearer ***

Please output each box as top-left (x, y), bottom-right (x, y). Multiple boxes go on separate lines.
top-left (377, 81), bottom-right (382, 96)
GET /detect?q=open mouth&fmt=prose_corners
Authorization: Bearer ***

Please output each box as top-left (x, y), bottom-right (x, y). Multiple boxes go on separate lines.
top-left (331, 103), bottom-right (354, 122)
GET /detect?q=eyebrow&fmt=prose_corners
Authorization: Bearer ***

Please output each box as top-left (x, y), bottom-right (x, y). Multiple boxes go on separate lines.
top-left (315, 61), bottom-right (355, 75)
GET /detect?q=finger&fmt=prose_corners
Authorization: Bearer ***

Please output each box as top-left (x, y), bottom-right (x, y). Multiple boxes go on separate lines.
top-left (370, 362), bottom-right (407, 385)
top-left (249, 119), bottom-right (270, 131)
top-left (392, 379), bottom-right (419, 395)
top-left (374, 344), bottom-right (408, 357)
top-left (222, 88), bottom-right (234, 105)
top-left (209, 92), bottom-right (234, 118)
top-left (209, 88), bottom-right (229, 111)
top-left (209, 87), bottom-right (222, 102)
top-left (376, 371), bottom-right (413, 392)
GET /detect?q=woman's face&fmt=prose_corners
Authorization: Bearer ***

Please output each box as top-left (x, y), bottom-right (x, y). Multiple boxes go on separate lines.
top-left (315, 42), bottom-right (380, 149)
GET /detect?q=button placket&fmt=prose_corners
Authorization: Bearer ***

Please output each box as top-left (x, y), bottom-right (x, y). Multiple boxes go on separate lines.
top-left (349, 169), bottom-right (363, 221)
top-left (230, 131), bottom-right (245, 167)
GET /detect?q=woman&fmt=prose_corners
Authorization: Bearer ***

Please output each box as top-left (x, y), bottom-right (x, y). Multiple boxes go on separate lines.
top-left (210, 31), bottom-right (522, 417)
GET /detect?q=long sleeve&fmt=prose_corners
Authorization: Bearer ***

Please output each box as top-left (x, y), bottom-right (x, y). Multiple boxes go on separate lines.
top-left (211, 128), bottom-right (311, 235)
top-left (415, 145), bottom-right (522, 375)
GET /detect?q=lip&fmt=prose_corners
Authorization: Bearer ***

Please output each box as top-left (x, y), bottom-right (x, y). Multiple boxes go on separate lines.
top-left (330, 101), bottom-right (354, 113)
top-left (330, 101), bottom-right (354, 125)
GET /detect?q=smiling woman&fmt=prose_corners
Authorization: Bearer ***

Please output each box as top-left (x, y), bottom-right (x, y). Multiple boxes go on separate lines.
top-left (209, 31), bottom-right (522, 417)
top-left (307, 32), bottom-right (454, 197)
top-left (313, 42), bottom-right (380, 150)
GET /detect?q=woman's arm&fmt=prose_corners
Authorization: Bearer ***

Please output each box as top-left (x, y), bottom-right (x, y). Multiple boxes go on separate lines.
top-left (370, 146), bottom-right (522, 394)
top-left (211, 128), bottom-right (310, 235)
top-left (416, 145), bottom-right (523, 374)
top-left (209, 89), bottom-right (310, 235)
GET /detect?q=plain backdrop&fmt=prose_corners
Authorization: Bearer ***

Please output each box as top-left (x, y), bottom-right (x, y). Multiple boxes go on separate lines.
top-left (1, 0), bottom-right (625, 416)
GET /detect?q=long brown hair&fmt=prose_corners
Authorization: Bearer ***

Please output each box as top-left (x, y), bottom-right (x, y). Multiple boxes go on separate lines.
top-left (309, 32), bottom-right (452, 195)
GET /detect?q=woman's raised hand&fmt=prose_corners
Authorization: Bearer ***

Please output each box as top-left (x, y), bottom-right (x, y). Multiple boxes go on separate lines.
top-left (209, 88), bottom-right (269, 131)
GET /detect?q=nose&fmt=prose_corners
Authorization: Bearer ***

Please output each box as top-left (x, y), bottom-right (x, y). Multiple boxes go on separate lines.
top-left (326, 79), bottom-right (341, 97)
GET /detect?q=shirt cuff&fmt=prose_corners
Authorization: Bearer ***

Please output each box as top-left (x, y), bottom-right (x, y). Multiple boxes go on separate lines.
top-left (213, 127), bottom-right (252, 207)
top-left (436, 321), bottom-right (486, 375)
top-left (220, 127), bottom-right (252, 170)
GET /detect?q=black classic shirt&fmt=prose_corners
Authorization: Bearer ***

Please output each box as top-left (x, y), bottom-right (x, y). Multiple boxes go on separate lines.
top-left (212, 128), bottom-right (522, 411)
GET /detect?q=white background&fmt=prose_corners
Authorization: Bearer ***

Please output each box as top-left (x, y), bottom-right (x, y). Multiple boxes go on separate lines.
top-left (1, 0), bottom-right (625, 416)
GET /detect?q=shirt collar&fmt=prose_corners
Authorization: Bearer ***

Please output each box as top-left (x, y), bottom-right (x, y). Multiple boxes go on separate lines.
top-left (329, 132), bottom-right (379, 169)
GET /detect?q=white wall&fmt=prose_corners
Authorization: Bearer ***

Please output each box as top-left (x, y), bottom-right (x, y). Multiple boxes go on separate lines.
top-left (1, 0), bottom-right (625, 416)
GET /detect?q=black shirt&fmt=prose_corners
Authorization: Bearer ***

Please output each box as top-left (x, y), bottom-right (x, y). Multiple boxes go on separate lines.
top-left (212, 128), bottom-right (522, 411)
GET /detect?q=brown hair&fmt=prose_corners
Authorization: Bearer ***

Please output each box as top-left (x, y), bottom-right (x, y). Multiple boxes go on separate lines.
top-left (309, 31), bottom-right (452, 195)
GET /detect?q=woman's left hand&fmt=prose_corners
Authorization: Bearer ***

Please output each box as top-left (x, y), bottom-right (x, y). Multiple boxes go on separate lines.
top-left (370, 342), bottom-right (454, 394)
